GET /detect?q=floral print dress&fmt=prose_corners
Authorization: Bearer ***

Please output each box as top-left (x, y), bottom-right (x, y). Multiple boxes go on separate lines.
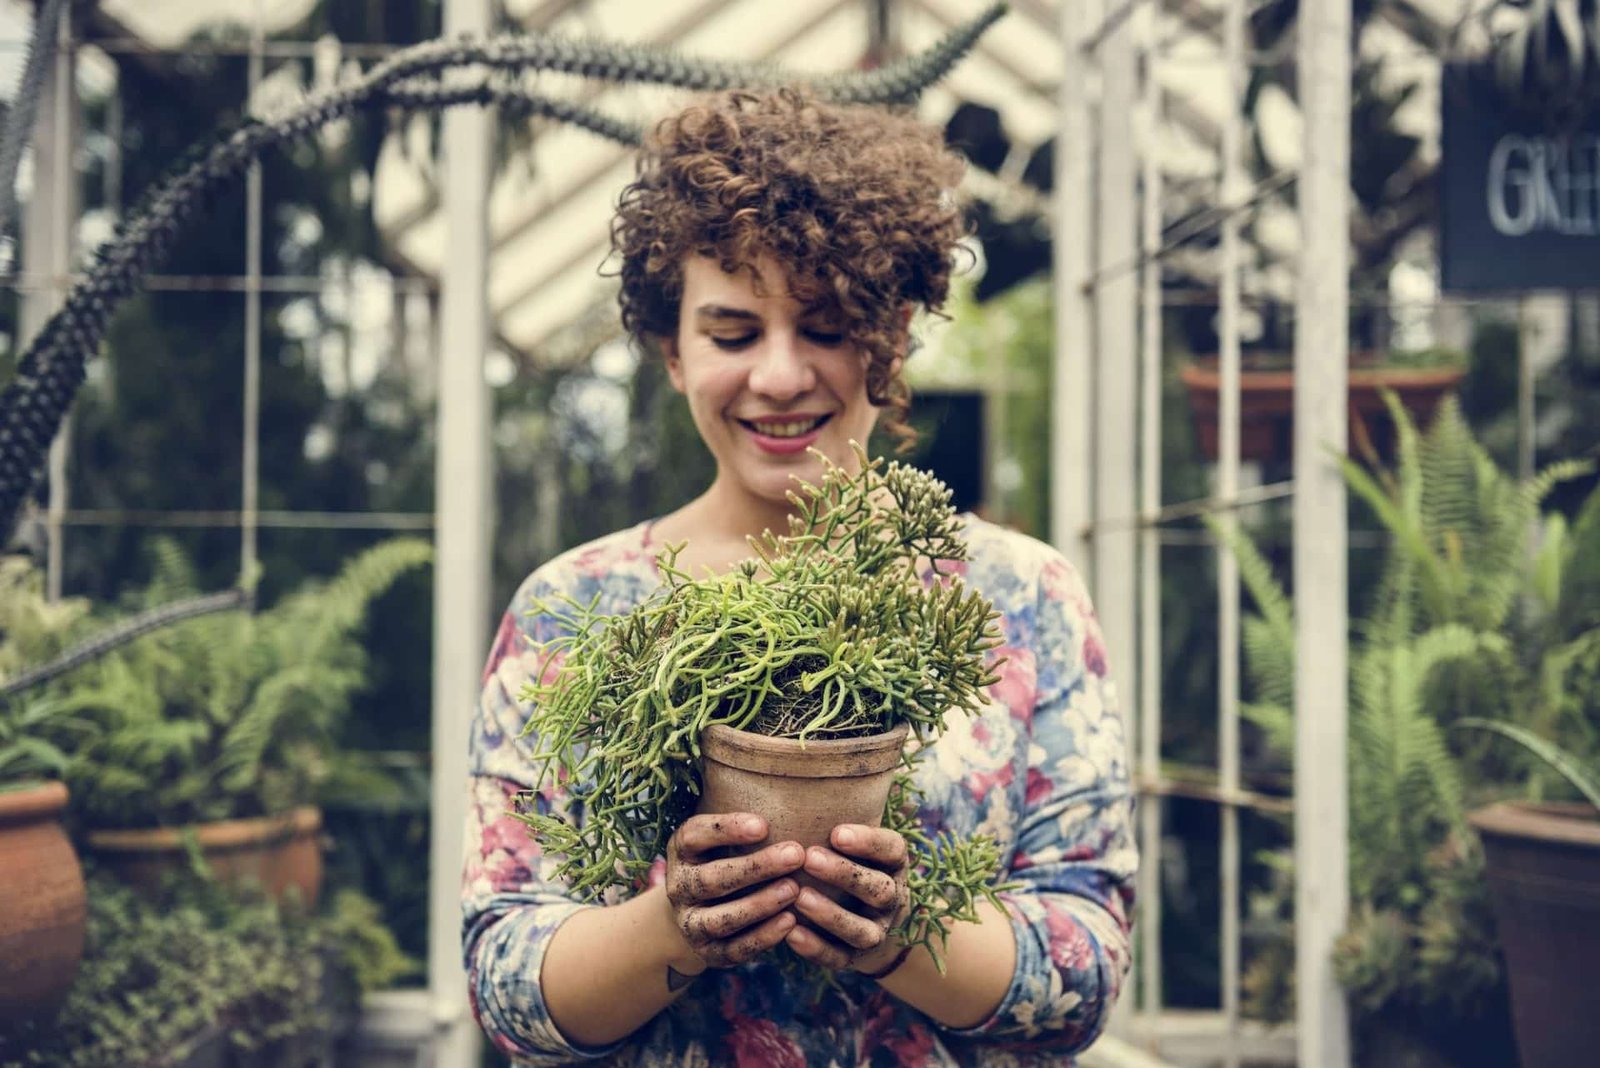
top-left (463, 516), bottom-right (1137, 1067)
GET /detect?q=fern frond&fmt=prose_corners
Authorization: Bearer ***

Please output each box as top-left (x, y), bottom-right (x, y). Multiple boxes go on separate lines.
top-left (1341, 454), bottom-right (1453, 621)
top-left (1241, 700), bottom-right (1293, 760)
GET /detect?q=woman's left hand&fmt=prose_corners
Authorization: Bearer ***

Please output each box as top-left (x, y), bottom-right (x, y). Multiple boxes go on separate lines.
top-left (783, 823), bottom-right (911, 973)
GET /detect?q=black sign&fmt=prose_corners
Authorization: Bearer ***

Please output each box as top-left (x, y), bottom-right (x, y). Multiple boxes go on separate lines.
top-left (1440, 64), bottom-right (1600, 292)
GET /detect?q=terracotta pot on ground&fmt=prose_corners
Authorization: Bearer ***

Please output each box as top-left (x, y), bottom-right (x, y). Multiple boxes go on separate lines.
top-left (1180, 359), bottom-right (1466, 462)
top-left (86, 805), bottom-right (324, 906)
top-left (0, 781), bottom-right (87, 1025)
top-left (1470, 800), bottom-right (1600, 1068)
top-left (697, 723), bottom-right (909, 904)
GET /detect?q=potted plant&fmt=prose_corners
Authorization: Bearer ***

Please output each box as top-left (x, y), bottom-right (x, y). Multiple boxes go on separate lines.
top-left (0, 556), bottom-right (91, 1026)
top-left (53, 537), bottom-right (432, 905)
top-left (1223, 391), bottom-right (1600, 1064)
top-left (1454, 470), bottom-right (1600, 1068)
top-left (515, 447), bottom-right (1011, 968)
top-left (1180, 345), bottom-right (1467, 463)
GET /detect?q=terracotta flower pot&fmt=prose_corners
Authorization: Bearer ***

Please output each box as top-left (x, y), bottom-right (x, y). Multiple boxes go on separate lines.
top-left (1180, 358), bottom-right (1466, 462)
top-left (0, 780), bottom-right (87, 1025)
top-left (697, 723), bottom-right (909, 904)
top-left (86, 805), bottom-right (324, 906)
top-left (1470, 800), bottom-right (1600, 1068)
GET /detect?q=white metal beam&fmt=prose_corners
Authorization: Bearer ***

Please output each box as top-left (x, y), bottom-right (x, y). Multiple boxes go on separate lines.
top-left (1216, 2), bottom-right (1245, 1064)
top-left (431, 1), bottom-right (493, 1066)
top-left (1052, 0), bottom-right (1094, 578)
top-left (1293, 0), bottom-right (1352, 1065)
top-left (1094, 0), bottom-right (1139, 748)
top-left (1134, 0), bottom-right (1165, 1036)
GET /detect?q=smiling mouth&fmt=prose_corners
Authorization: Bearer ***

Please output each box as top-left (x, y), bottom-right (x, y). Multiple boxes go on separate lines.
top-left (739, 415), bottom-right (831, 438)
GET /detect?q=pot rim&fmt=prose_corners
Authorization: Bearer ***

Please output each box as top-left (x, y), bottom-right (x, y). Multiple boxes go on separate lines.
top-left (0, 780), bottom-right (69, 827)
top-left (1181, 359), bottom-right (1466, 391)
top-left (1470, 800), bottom-right (1600, 849)
top-left (85, 804), bottom-right (322, 854)
top-left (701, 722), bottom-right (910, 778)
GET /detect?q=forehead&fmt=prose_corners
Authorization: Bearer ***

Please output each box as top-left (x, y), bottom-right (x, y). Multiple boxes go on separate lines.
top-left (680, 253), bottom-right (828, 312)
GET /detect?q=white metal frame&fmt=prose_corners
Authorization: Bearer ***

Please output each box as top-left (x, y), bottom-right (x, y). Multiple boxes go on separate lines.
top-left (1052, 2), bottom-right (1354, 1066)
top-left (430, 1), bottom-right (492, 1062)
top-left (15, 1), bottom-right (1374, 1065)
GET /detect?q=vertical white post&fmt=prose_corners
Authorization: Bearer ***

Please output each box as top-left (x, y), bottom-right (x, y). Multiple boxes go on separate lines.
top-left (1294, 2), bottom-right (1352, 1066)
top-left (1053, 0), bottom-right (1095, 581)
top-left (1135, 0), bottom-right (1164, 1040)
top-left (25, 2), bottom-right (72, 597)
top-left (432, 0), bottom-right (492, 1064)
top-left (1516, 298), bottom-right (1535, 484)
top-left (1096, 2), bottom-right (1140, 747)
top-left (242, 2), bottom-right (264, 578)
top-left (1216, 2), bottom-right (1245, 1064)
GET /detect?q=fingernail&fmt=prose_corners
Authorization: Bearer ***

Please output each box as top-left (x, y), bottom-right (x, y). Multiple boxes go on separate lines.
top-left (798, 888), bottom-right (819, 908)
top-left (774, 880), bottom-right (796, 901)
top-left (836, 827), bottom-right (857, 848)
top-left (739, 815), bottom-right (763, 834)
top-left (781, 843), bottom-right (804, 864)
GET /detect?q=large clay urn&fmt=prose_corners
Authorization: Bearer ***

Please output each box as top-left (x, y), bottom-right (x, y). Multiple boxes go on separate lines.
top-left (0, 781), bottom-right (87, 1025)
top-left (1470, 800), bottom-right (1600, 1068)
top-left (86, 805), bottom-right (324, 906)
top-left (697, 723), bottom-right (909, 904)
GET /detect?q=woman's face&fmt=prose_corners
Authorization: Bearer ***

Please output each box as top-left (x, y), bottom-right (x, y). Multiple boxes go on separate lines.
top-left (662, 253), bottom-right (896, 516)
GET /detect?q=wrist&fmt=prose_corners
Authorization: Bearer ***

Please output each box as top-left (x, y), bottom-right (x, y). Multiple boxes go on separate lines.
top-left (856, 941), bottom-right (914, 981)
top-left (646, 883), bottom-right (707, 975)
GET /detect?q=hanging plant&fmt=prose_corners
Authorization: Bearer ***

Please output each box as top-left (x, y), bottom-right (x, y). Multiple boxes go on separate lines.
top-left (1467, 0), bottom-right (1600, 124)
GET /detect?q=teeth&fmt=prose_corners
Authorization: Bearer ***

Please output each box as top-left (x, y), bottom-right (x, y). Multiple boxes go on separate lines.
top-left (752, 418), bottom-right (823, 438)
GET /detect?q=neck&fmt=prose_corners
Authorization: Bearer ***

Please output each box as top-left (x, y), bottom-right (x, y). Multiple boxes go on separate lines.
top-left (651, 478), bottom-right (799, 577)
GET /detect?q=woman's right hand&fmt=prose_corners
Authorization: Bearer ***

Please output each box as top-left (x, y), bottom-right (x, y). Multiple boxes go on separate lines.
top-left (664, 812), bottom-right (806, 969)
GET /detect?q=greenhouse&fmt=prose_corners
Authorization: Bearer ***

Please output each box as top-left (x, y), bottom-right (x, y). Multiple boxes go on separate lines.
top-left (1, 1), bottom-right (1597, 1066)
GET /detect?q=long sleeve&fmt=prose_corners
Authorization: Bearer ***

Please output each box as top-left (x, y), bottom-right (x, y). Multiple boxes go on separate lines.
top-left (460, 576), bottom-right (624, 1065)
top-left (941, 549), bottom-right (1137, 1053)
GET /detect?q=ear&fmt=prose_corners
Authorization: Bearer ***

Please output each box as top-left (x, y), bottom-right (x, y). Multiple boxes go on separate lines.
top-left (659, 335), bottom-right (686, 393)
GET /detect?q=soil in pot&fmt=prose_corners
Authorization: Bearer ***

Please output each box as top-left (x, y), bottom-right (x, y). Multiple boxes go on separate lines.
top-left (0, 781), bottom-right (87, 1025)
top-left (696, 722), bottom-right (909, 908)
top-left (1471, 800), bottom-right (1600, 1068)
top-left (86, 805), bottom-right (324, 906)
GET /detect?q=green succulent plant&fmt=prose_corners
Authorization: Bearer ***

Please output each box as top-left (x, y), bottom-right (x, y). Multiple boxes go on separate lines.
top-left (514, 446), bottom-right (1011, 968)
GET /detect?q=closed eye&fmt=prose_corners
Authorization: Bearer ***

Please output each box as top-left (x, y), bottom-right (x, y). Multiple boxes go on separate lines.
top-left (803, 329), bottom-right (845, 347)
top-left (710, 334), bottom-right (758, 351)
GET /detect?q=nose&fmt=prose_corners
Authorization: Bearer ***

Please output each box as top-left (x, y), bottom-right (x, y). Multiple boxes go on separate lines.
top-left (746, 331), bottom-right (816, 400)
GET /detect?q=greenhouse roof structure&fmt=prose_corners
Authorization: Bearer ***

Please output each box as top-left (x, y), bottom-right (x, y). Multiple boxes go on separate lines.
top-left (20, 0), bottom-right (1474, 367)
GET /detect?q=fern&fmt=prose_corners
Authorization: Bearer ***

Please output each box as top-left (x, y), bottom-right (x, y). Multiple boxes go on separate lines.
top-left (53, 538), bottom-right (431, 828)
top-left (1225, 390), bottom-right (1600, 1024)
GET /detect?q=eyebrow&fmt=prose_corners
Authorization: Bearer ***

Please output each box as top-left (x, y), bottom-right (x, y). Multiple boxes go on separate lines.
top-left (693, 304), bottom-right (762, 324)
top-left (692, 303), bottom-right (839, 323)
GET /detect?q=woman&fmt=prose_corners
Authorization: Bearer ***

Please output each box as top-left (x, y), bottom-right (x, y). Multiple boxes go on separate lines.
top-left (464, 87), bottom-right (1136, 1066)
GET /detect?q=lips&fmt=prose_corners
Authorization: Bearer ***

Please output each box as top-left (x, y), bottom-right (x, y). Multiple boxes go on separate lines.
top-left (737, 413), bottom-right (832, 454)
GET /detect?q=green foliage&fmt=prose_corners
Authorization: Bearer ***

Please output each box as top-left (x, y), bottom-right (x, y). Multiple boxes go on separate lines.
top-left (1216, 389), bottom-right (1600, 1026)
top-left (516, 448), bottom-right (1009, 970)
top-left (49, 538), bottom-right (431, 828)
top-left (1457, 718), bottom-right (1600, 811)
top-left (0, 557), bottom-right (95, 788)
top-left (0, 875), bottom-right (404, 1067)
top-left (321, 888), bottom-right (422, 994)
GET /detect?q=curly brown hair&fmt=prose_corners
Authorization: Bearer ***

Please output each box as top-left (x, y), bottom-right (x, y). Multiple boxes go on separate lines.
top-left (610, 87), bottom-right (968, 446)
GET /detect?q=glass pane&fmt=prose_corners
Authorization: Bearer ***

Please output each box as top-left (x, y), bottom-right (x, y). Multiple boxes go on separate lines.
top-left (256, 289), bottom-right (436, 516)
top-left (79, 43), bottom-right (250, 278)
top-left (258, 56), bottom-right (399, 280)
top-left (67, 289), bottom-right (246, 521)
